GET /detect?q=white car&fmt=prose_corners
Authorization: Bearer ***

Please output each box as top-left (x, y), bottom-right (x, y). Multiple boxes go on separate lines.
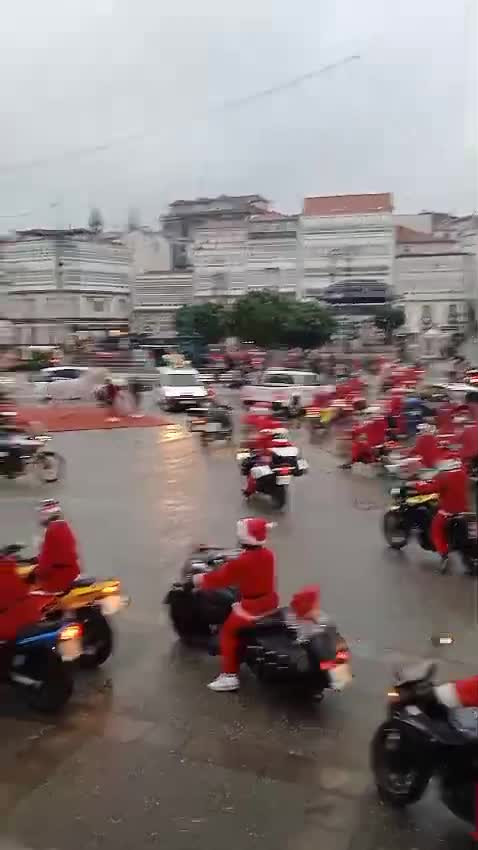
top-left (33, 366), bottom-right (112, 402)
top-left (156, 367), bottom-right (208, 411)
top-left (240, 369), bottom-right (327, 411)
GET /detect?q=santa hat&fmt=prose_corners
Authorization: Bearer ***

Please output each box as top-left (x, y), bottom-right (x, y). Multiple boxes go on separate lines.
top-left (290, 585), bottom-right (320, 619)
top-left (237, 517), bottom-right (274, 547)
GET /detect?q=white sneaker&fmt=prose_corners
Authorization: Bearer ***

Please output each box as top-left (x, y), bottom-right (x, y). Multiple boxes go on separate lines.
top-left (207, 673), bottom-right (239, 692)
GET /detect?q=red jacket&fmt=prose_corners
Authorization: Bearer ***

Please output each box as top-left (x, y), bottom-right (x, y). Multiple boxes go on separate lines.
top-left (416, 465), bottom-right (469, 514)
top-left (0, 556), bottom-right (50, 640)
top-left (411, 433), bottom-right (442, 468)
top-left (456, 677), bottom-right (478, 707)
top-left (35, 520), bottom-right (80, 593)
top-left (198, 547), bottom-right (278, 616)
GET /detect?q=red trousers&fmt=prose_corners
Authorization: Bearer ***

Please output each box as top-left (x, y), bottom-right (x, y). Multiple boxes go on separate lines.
top-left (220, 608), bottom-right (253, 674)
top-left (244, 473), bottom-right (256, 496)
top-left (351, 441), bottom-right (374, 464)
top-left (430, 510), bottom-right (449, 556)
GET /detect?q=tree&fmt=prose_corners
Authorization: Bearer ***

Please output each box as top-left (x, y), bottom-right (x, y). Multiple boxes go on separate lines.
top-left (88, 207), bottom-right (104, 233)
top-left (127, 207), bottom-right (141, 232)
top-left (228, 291), bottom-right (336, 348)
top-left (282, 300), bottom-right (337, 348)
top-left (228, 291), bottom-right (289, 347)
top-left (175, 303), bottom-right (227, 344)
top-left (374, 305), bottom-right (405, 344)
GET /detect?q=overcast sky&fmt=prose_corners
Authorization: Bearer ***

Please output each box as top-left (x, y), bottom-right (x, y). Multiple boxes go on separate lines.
top-left (0, 0), bottom-right (476, 229)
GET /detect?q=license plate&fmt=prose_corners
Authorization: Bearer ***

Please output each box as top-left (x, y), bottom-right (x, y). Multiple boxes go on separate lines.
top-left (277, 475), bottom-right (291, 485)
top-left (101, 594), bottom-right (122, 616)
top-left (206, 422), bottom-right (221, 432)
top-left (297, 459), bottom-right (308, 471)
top-left (58, 638), bottom-right (82, 662)
top-left (236, 452), bottom-right (250, 462)
top-left (328, 664), bottom-right (352, 690)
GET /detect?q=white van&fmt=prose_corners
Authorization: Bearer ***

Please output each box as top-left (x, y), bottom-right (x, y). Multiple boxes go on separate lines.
top-left (156, 367), bottom-right (208, 411)
top-left (240, 369), bottom-right (325, 411)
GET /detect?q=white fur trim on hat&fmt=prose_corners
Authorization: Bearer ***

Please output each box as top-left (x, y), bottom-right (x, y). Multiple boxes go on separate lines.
top-left (237, 517), bottom-right (272, 546)
top-left (434, 683), bottom-right (461, 708)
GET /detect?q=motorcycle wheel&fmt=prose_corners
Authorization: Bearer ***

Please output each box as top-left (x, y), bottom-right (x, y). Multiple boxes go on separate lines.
top-left (35, 451), bottom-right (65, 483)
top-left (372, 722), bottom-right (432, 806)
top-left (79, 609), bottom-right (113, 669)
top-left (18, 651), bottom-right (73, 713)
top-left (383, 511), bottom-right (409, 549)
top-left (169, 598), bottom-right (211, 644)
top-left (462, 551), bottom-right (478, 577)
top-left (271, 483), bottom-right (287, 510)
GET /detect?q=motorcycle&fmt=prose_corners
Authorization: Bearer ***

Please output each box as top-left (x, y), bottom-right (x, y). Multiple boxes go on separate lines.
top-left (305, 406), bottom-right (336, 442)
top-left (8, 544), bottom-right (129, 668)
top-left (382, 483), bottom-right (478, 575)
top-left (0, 613), bottom-right (82, 713)
top-left (372, 661), bottom-right (478, 827)
top-left (187, 404), bottom-right (233, 446)
top-left (236, 445), bottom-right (308, 509)
top-left (164, 546), bottom-right (352, 701)
top-left (0, 431), bottom-right (64, 483)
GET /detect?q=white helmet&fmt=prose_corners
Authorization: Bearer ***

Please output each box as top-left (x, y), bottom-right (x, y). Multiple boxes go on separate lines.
top-left (417, 423), bottom-right (436, 435)
top-left (37, 499), bottom-right (62, 525)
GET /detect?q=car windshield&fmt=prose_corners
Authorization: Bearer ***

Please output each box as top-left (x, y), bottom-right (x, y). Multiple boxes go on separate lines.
top-left (164, 373), bottom-right (200, 387)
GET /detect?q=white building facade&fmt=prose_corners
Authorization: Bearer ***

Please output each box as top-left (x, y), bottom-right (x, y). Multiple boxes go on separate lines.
top-left (300, 193), bottom-right (395, 301)
top-left (246, 216), bottom-right (298, 294)
top-left (131, 270), bottom-right (193, 340)
top-left (1, 230), bottom-right (130, 345)
top-left (395, 227), bottom-right (473, 336)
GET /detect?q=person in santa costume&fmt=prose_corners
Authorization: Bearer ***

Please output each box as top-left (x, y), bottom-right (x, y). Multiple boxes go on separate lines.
top-left (434, 677), bottom-right (478, 709)
top-left (413, 454), bottom-right (470, 571)
top-left (287, 585), bottom-right (322, 642)
top-left (0, 551), bottom-right (54, 640)
top-left (32, 499), bottom-right (80, 593)
top-left (192, 517), bottom-right (278, 692)
top-left (408, 422), bottom-right (443, 469)
top-left (243, 425), bottom-right (292, 498)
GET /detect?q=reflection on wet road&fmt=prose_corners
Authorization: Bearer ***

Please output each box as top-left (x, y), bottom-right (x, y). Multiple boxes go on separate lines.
top-left (0, 413), bottom-right (477, 850)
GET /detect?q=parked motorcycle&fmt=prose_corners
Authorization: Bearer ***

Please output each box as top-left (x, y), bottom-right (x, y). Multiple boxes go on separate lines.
top-left (236, 445), bottom-right (308, 509)
top-left (187, 404), bottom-right (233, 446)
top-left (164, 546), bottom-right (352, 700)
top-left (382, 483), bottom-right (478, 575)
top-left (372, 661), bottom-right (478, 827)
top-left (0, 614), bottom-right (82, 713)
top-left (9, 544), bottom-right (129, 668)
top-left (0, 431), bottom-right (64, 483)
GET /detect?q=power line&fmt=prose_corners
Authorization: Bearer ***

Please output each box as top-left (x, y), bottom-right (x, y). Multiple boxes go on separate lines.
top-left (0, 54), bottom-right (360, 178)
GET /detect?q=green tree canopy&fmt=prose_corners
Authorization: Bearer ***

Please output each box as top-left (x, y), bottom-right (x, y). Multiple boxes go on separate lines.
top-left (228, 291), bottom-right (336, 348)
top-left (175, 303), bottom-right (228, 344)
top-left (374, 305), bottom-right (405, 343)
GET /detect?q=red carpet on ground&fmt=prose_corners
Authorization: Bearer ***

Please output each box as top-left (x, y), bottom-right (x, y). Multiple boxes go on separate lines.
top-left (18, 405), bottom-right (170, 433)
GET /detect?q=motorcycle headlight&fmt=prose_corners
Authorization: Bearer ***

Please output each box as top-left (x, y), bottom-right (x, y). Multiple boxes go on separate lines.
top-left (390, 487), bottom-right (401, 497)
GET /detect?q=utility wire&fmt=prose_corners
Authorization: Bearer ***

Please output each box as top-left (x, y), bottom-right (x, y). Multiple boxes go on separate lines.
top-left (0, 54), bottom-right (360, 178)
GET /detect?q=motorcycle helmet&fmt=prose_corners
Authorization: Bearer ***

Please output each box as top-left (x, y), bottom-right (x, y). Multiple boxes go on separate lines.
top-left (236, 517), bottom-right (274, 547)
top-left (38, 498), bottom-right (62, 525)
top-left (417, 422), bottom-right (437, 435)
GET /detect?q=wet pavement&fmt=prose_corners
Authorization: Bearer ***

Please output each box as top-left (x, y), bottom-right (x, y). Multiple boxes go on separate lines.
top-left (1, 402), bottom-right (478, 849)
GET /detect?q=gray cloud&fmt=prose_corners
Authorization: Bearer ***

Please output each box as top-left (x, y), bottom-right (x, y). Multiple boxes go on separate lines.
top-left (0, 0), bottom-right (475, 229)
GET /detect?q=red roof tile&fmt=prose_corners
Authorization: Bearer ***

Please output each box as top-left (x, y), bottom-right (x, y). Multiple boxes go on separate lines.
top-left (303, 192), bottom-right (393, 216)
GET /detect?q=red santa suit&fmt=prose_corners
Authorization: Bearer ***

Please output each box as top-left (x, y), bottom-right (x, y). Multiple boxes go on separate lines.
top-left (244, 430), bottom-right (292, 496)
top-left (349, 415), bottom-right (386, 464)
top-left (410, 431), bottom-right (442, 469)
top-left (0, 556), bottom-right (52, 641)
top-left (415, 460), bottom-right (470, 556)
top-left (435, 677), bottom-right (478, 709)
top-left (193, 519), bottom-right (278, 674)
top-left (35, 519), bottom-right (80, 593)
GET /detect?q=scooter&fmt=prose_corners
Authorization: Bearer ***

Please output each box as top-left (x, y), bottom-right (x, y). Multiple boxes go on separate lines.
top-left (187, 404), bottom-right (233, 446)
top-left (0, 615), bottom-right (82, 713)
top-left (5, 543), bottom-right (129, 668)
top-left (372, 661), bottom-right (478, 828)
top-left (164, 546), bottom-right (351, 701)
top-left (382, 484), bottom-right (478, 575)
top-left (236, 445), bottom-right (308, 509)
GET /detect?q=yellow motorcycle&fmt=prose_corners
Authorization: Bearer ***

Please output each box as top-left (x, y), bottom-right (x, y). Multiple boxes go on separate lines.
top-left (9, 545), bottom-right (129, 668)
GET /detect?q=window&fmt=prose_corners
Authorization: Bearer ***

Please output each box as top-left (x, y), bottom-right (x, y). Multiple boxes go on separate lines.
top-left (92, 299), bottom-right (104, 313)
top-left (264, 373), bottom-right (295, 385)
top-left (421, 304), bottom-right (432, 328)
top-left (447, 304), bottom-right (458, 326)
top-left (162, 373), bottom-right (200, 387)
